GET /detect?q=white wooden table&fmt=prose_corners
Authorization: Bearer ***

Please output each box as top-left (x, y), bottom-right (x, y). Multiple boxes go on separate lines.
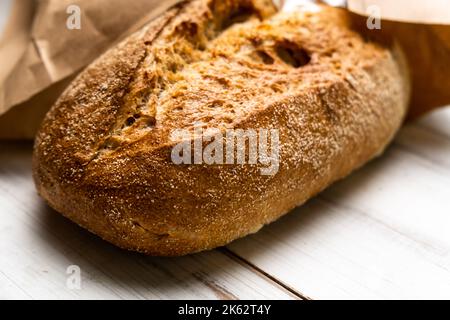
top-left (1, 107), bottom-right (449, 300)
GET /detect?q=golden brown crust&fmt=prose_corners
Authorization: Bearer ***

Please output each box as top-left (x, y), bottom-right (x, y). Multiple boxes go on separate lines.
top-left (33, 0), bottom-right (410, 256)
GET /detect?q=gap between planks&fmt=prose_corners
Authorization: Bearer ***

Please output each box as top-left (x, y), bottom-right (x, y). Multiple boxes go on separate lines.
top-left (220, 247), bottom-right (309, 300)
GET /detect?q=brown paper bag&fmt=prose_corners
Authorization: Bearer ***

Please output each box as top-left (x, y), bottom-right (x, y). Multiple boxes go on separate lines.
top-left (379, 22), bottom-right (450, 120)
top-left (0, 0), bottom-right (183, 139)
top-left (346, 0), bottom-right (450, 120)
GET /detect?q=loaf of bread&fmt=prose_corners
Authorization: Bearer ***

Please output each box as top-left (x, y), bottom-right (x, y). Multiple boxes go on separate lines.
top-left (33, 0), bottom-right (410, 256)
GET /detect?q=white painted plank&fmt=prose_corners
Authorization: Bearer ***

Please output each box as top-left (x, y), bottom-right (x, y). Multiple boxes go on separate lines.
top-left (416, 108), bottom-right (450, 139)
top-left (228, 107), bottom-right (450, 300)
top-left (0, 143), bottom-right (294, 300)
top-left (395, 123), bottom-right (450, 171)
top-left (3, 104), bottom-right (449, 300)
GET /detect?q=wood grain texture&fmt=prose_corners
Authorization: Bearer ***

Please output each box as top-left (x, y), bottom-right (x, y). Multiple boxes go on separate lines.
top-left (0, 143), bottom-right (295, 300)
top-left (1, 107), bottom-right (449, 299)
top-left (228, 107), bottom-right (450, 300)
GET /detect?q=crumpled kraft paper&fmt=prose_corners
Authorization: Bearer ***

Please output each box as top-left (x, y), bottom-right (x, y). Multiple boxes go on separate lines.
top-left (345, 0), bottom-right (450, 119)
top-left (0, 0), bottom-right (449, 139)
top-left (0, 0), bottom-right (183, 139)
top-left (357, 21), bottom-right (450, 120)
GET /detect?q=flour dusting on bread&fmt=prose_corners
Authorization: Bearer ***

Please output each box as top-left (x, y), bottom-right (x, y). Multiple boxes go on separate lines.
top-left (33, 0), bottom-right (409, 256)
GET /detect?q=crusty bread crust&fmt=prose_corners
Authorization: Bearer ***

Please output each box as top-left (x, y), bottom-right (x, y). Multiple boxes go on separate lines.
top-left (33, 0), bottom-right (410, 256)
